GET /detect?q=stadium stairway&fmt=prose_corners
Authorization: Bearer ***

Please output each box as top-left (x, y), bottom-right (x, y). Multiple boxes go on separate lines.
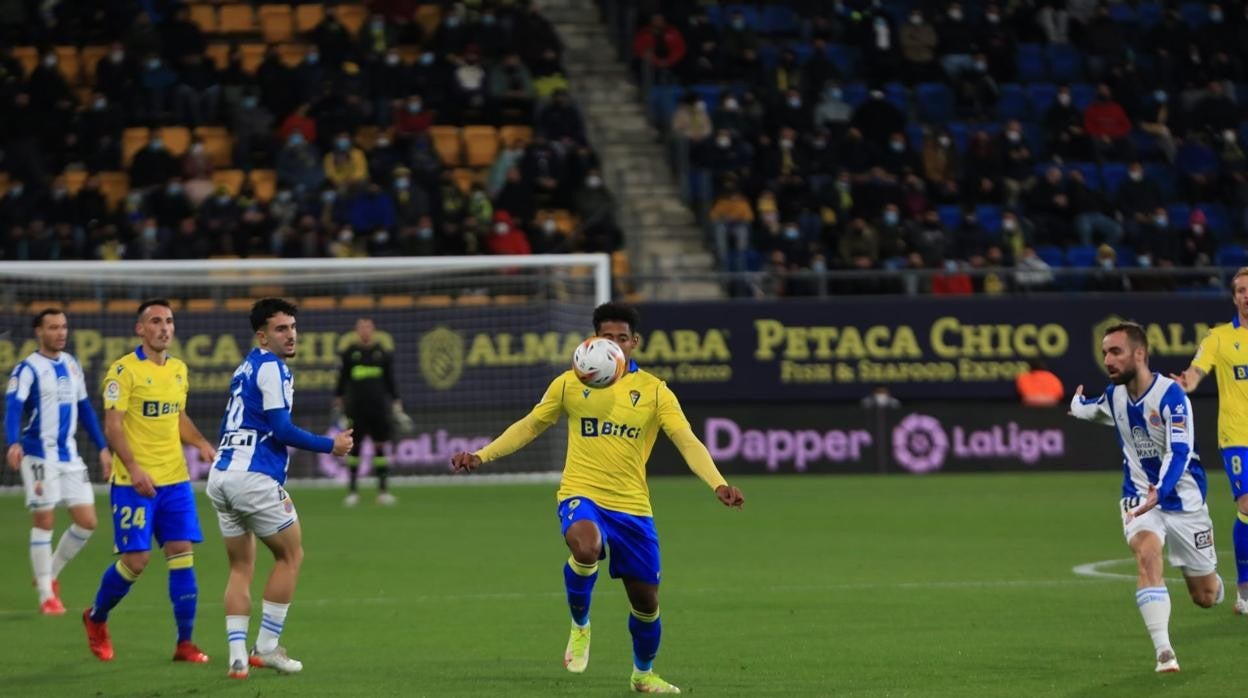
top-left (543, 0), bottom-right (722, 299)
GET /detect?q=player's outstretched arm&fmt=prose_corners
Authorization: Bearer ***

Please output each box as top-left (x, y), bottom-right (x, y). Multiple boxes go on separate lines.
top-left (657, 383), bottom-right (744, 508)
top-left (452, 377), bottom-right (567, 472)
top-left (266, 406), bottom-right (352, 455)
top-left (1169, 366), bottom-right (1206, 394)
top-left (1067, 384), bottom-right (1114, 425)
top-left (179, 411), bottom-right (217, 463)
top-left (5, 364), bottom-right (30, 469)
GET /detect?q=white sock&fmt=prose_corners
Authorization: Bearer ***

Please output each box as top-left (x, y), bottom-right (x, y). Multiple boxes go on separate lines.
top-left (226, 615), bottom-right (249, 665)
top-left (30, 528), bottom-right (53, 601)
top-left (256, 600), bottom-right (290, 653)
top-left (1136, 586), bottom-right (1172, 654)
top-left (50, 524), bottom-right (92, 579)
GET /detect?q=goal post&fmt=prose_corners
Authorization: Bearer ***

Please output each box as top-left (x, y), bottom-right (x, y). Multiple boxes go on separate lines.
top-left (0, 254), bottom-right (611, 485)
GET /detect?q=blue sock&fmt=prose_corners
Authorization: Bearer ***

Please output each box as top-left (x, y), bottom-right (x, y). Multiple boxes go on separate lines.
top-left (629, 608), bottom-right (662, 672)
top-left (90, 561), bottom-right (138, 623)
top-left (168, 553), bottom-right (198, 643)
top-left (564, 556), bottom-right (598, 626)
top-left (1234, 513), bottom-right (1248, 587)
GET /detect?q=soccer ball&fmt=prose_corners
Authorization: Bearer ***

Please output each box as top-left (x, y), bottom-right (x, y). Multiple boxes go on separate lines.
top-left (572, 337), bottom-right (627, 389)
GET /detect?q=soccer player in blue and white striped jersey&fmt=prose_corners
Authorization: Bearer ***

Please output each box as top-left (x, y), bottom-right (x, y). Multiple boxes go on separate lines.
top-left (5, 309), bottom-right (110, 615)
top-left (1069, 321), bottom-right (1223, 673)
top-left (206, 298), bottom-right (353, 679)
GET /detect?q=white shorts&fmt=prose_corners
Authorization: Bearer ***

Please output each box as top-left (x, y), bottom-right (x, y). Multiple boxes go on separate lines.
top-left (1121, 497), bottom-right (1218, 575)
top-left (206, 470), bottom-right (298, 539)
top-left (22, 455), bottom-right (94, 511)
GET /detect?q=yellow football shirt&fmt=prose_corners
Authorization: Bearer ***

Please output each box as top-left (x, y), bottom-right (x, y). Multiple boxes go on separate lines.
top-left (476, 367), bottom-right (727, 516)
top-left (102, 346), bottom-right (190, 486)
top-left (1191, 318), bottom-right (1248, 447)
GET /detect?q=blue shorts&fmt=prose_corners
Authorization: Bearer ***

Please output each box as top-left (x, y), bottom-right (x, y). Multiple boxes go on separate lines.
top-left (557, 497), bottom-right (661, 585)
top-left (111, 481), bottom-right (203, 553)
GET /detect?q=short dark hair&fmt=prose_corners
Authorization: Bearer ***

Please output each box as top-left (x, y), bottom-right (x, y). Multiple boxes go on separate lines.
top-left (136, 298), bottom-right (172, 318)
top-left (31, 308), bottom-right (64, 328)
top-left (251, 297), bottom-right (298, 331)
top-left (592, 302), bottom-right (640, 334)
top-left (1104, 321), bottom-right (1148, 352)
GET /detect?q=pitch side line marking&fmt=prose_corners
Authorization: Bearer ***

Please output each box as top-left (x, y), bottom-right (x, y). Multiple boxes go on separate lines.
top-left (1071, 557), bottom-right (1222, 582)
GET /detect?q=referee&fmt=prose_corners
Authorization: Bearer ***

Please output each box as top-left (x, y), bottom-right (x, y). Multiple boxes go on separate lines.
top-left (334, 317), bottom-right (400, 506)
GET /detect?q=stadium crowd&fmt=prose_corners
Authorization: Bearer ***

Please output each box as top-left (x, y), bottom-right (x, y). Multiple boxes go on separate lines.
top-left (627, 0), bottom-right (1248, 293)
top-left (0, 1), bottom-right (623, 261)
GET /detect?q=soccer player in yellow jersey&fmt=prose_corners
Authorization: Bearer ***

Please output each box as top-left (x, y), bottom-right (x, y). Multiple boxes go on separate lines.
top-left (82, 299), bottom-right (218, 664)
top-left (1174, 267), bottom-right (1248, 613)
top-left (452, 303), bottom-right (745, 695)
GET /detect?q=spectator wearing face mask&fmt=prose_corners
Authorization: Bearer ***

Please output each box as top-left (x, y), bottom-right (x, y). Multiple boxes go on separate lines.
top-left (390, 165), bottom-right (430, 227)
top-left (486, 210), bottom-right (532, 255)
top-left (671, 91), bottom-right (713, 143)
top-left (276, 130), bottom-right (325, 197)
top-left (323, 132), bottom-right (369, 188)
top-left (1044, 84), bottom-right (1089, 161)
top-left (851, 89), bottom-right (905, 149)
top-left (96, 42), bottom-right (138, 107)
top-left (310, 5), bottom-right (356, 68)
top-left (138, 53), bottom-right (178, 122)
top-left (294, 49), bottom-right (328, 105)
top-left (900, 9), bottom-right (939, 82)
top-left (394, 95), bottom-right (435, 146)
top-left (130, 132), bottom-right (180, 189)
top-left (232, 92), bottom-right (276, 170)
top-left (1116, 162), bottom-right (1161, 240)
top-left (1083, 84), bottom-right (1133, 163)
top-left (575, 170), bottom-right (622, 252)
top-left (489, 52), bottom-right (537, 124)
top-left (1134, 206), bottom-right (1179, 266)
top-left (1180, 209), bottom-right (1216, 266)
top-left (372, 49), bottom-right (409, 126)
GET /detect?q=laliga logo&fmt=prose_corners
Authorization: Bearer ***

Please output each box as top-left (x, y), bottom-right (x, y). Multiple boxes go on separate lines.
top-left (891, 413), bottom-right (1065, 472)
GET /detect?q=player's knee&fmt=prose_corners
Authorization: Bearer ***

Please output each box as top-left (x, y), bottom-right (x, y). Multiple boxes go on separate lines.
top-left (1193, 589), bottom-right (1218, 608)
top-left (123, 552), bottom-right (151, 575)
top-left (1236, 496), bottom-right (1248, 516)
top-left (567, 538), bottom-right (600, 564)
top-left (31, 511), bottom-right (54, 529)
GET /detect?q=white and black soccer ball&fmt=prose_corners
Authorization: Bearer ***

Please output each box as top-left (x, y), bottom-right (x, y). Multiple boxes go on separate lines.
top-left (572, 337), bottom-right (627, 389)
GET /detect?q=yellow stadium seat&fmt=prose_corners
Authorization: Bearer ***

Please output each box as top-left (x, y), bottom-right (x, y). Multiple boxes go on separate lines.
top-left (300, 296), bottom-right (337, 310)
top-left (249, 169), bottom-right (276, 202)
top-left (122, 127), bottom-right (151, 167)
top-left (194, 126), bottom-right (233, 167)
top-left (185, 298), bottom-right (218, 312)
top-left (277, 42), bottom-right (309, 67)
top-left (97, 172), bottom-right (129, 211)
top-left (205, 43), bottom-right (231, 70)
top-left (353, 125), bottom-right (380, 151)
top-left (553, 209), bottom-right (577, 235)
top-left (379, 295), bottom-right (414, 309)
top-left (158, 126), bottom-right (191, 157)
top-left (80, 45), bottom-right (108, 86)
top-left (340, 295), bottom-right (375, 310)
top-left (259, 5), bottom-right (294, 43)
top-left (218, 4), bottom-right (257, 33)
top-left (499, 125), bottom-right (534, 147)
top-left (414, 295), bottom-right (452, 307)
top-left (54, 46), bottom-right (80, 85)
top-left (224, 297), bottom-right (254, 312)
top-left (239, 43), bottom-right (267, 74)
top-left (415, 4), bottom-right (441, 36)
top-left (249, 285), bottom-right (284, 298)
top-left (12, 46), bottom-right (37, 76)
top-left (456, 295), bottom-right (490, 307)
top-left (336, 4), bottom-right (368, 35)
top-left (295, 4), bottom-right (325, 33)
top-left (106, 299), bottom-right (139, 314)
top-left (66, 299), bottom-right (103, 314)
top-left (451, 168), bottom-right (475, 195)
top-left (428, 126), bottom-right (462, 167)
top-left (462, 125), bottom-right (499, 168)
top-left (212, 169), bottom-right (245, 195)
top-left (63, 170), bottom-right (88, 194)
top-left (190, 4), bottom-right (218, 32)
top-left (26, 300), bottom-right (63, 313)
top-left (493, 295), bottom-right (531, 306)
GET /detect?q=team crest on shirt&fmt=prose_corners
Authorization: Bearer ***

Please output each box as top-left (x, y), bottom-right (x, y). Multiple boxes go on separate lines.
top-left (1148, 410), bottom-right (1162, 427)
top-left (629, 390), bottom-right (640, 407)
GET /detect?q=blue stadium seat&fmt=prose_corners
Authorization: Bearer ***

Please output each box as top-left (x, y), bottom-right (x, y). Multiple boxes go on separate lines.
top-left (905, 123), bottom-right (926, 151)
top-left (946, 121), bottom-right (970, 153)
top-left (1167, 204), bottom-right (1192, 229)
top-left (937, 205), bottom-right (963, 231)
top-left (761, 5), bottom-right (801, 35)
top-left (1109, 3), bottom-right (1135, 23)
top-left (975, 204), bottom-right (1003, 233)
top-left (758, 44), bottom-right (780, 69)
top-left (688, 168), bottom-right (713, 204)
top-left (916, 82), bottom-right (954, 123)
top-left (1130, 131), bottom-right (1163, 161)
top-left (1101, 163), bottom-right (1128, 194)
top-left (1023, 123), bottom-right (1050, 159)
top-left (1068, 162), bottom-right (1101, 190)
top-left (1136, 3), bottom-right (1163, 27)
top-left (1115, 245), bottom-right (1138, 267)
top-left (648, 85), bottom-right (683, 125)
top-left (1046, 45), bottom-right (1082, 82)
top-left (789, 42), bottom-right (814, 64)
top-left (1179, 2), bottom-right (1208, 27)
top-left (1069, 83), bottom-right (1096, 111)
top-left (842, 83), bottom-right (868, 108)
top-left (884, 82), bottom-right (910, 113)
top-left (1066, 245), bottom-right (1099, 267)
top-left (1217, 243), bottom-right (1248, 267)
top-left (1145, 164), bottom-right (1178, 199)
top-left (996, 84), bottom-right (1029, 120)
top-left (1017, 44), bottom-right (1046, 82)
top-left (725, 5), bottom-right (762, 29)
top-left (1035, 245), bottom-right (1066, 267)
top-left (825, 44), bottom-right (859, 74)
top-left (693, 85), bottom-right (721, 110)
top-left (1201, 204), bottom-right (1232, 237)
top-left (1026, 83), bottom-right (1058, 116)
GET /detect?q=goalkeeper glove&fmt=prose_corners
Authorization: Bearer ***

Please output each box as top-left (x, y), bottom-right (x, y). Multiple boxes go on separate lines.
top-left (391, 402), bottom-right (415, 436)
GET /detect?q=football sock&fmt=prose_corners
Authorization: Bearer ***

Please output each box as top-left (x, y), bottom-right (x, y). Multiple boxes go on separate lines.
top-left (1234, 512), bottom-right (1248, 591)
top-left (375, 456), bottom-right (389, 492)
top-left (256, 600), bottom-right (289, 653)
top-left (30, 527), bottom-right (53, 601)
top-left (91, 560), bottom-right (138, 622)
top-left (50, 524), bottom-right (92, 579)
top-left (226, 615), bottom-right (249, 665)
top-left (564, 556), bottom-right (598, 627)
top-left (346, 455), bottom-right (360, 492)
top-left (629, 607), bottom-right (662, 672)
top-left (1136, 586), bottom-right (1171, 654)
top-left (167, 553), bottom-right (198, 643)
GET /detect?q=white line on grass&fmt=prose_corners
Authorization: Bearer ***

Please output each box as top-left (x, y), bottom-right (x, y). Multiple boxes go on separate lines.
top-left (1071, 557), bottom-right (1228, 583)
top-left (0, 473), bottom-right (564, 497)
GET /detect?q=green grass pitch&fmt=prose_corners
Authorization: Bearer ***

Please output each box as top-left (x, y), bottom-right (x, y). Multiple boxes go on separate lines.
top-left (1, 473), bottom-right (1245, 697)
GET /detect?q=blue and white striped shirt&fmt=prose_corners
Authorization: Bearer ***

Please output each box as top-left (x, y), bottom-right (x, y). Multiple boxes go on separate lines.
top-left (5, 352), bottom-right (105, 463)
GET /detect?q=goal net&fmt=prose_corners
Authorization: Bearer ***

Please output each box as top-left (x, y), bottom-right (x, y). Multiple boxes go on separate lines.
top-left (0, 255), bottom-right (610, 485)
